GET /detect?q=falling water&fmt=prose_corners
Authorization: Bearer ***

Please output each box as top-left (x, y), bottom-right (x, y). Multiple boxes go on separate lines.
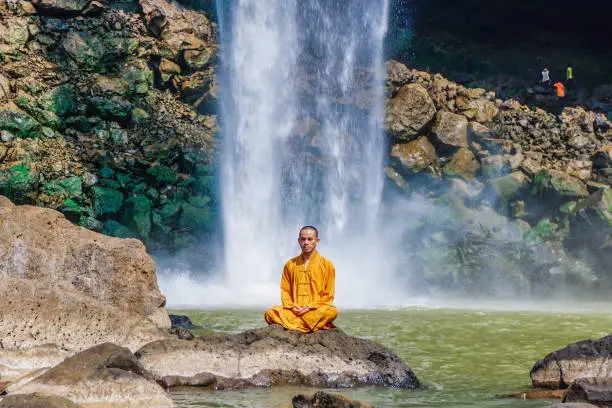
top-left (170, 0), bottom-right (398, 307)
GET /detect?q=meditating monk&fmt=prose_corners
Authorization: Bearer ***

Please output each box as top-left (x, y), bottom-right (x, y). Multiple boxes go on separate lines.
top-left (264, 226), bottom-right (338, 333)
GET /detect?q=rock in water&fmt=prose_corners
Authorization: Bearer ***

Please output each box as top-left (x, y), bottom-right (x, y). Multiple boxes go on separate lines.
top-left (6, 343), bottom-right (174, 408)
top-left (530, 334), bottom-right (612, 388)
top-left (135, 325), bottom-right (420, 389)
top-left (292, 391), bottom-right (373, 408)
top-left (563, 378), bottom-right (612, 406)
top-left (0, 392), bottom-right (83, 407)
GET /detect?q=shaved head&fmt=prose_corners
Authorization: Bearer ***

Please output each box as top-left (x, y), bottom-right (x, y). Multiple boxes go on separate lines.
top-left (299, 225), bottom-right (318, 238)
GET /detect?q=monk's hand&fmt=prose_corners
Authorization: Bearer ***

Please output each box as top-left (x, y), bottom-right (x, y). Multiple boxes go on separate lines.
top-left (292, 306), bottom-right (309, 316)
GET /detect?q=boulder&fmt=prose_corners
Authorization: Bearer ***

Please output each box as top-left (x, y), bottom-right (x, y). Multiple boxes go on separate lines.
top-left (430, 110), bottom-right (469, 149)
top-left (292, 391), bottom-right (373, 408)
top-left (0, 393), bottom-right (83, 407)
top-left (490, 172), bottom-right (530, 200)
top-left (563, 378), bottom-right (612, 406)
top-left (31, 0), bottom-right (91, 14)
top-left (390, 136), bottom-right (437, 174)
top-left (443, 148), bottom-right (480, 179)
top-left (7, 343), bottom-right (174, 408)
top-left (0, 345), bottom-right (69, 381)
top-left (135, 325), bottom-right (420, 389)
top-left (384, 84), bottom-right (436, 142)
top-left (0, 18), bottom-right (29, 54)
top-left (592, 146), bottom-right (612, 170)
top-left (530, 334), bottom-right (612, 388)
top-left (0, 197), bottom-right (169, 354)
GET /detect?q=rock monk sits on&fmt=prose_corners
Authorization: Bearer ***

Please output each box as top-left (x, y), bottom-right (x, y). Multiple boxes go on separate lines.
top-left (265, 226), bottom-right (338, 333)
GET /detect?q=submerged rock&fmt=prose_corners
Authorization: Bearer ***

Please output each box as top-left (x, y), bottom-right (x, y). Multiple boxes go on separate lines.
top-left (530, 334), bottom-right (612, 388)
top-left (135, 325), bottom-right (420, 390)
top-left (292, 391), bottom-right (373, 408)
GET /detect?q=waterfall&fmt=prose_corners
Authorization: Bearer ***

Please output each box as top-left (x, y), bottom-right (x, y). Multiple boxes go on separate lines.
top-left (203, 0), bottom-right (396, 307)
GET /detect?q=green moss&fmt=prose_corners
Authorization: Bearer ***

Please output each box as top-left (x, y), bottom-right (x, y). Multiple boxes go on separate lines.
top-left (147, 165), bottom-right (176, 185)
top-left (103, 220), bottom-right (138, 239)
top-left (38, 85), bottom-right (79, 117)
top-left (179, 202), bottom-right (213, 232)
top-left (88, 96), bottom-right (132, 121)
top-left (91, 186), bottom-right (123, 215)
top-left (124, 194), bottom-right (152, 239)
top-left (0, 163), bottom-right (38, 203)
top-left (523, 218), bottom-right (557, 246)
top-left (0, 110), bottom-right (41, 138)
top-left (41, 176), bottom-right (83, 199)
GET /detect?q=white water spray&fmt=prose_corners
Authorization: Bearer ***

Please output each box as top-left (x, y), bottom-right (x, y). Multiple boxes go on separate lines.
top-left (160, 0), bottom-right (400, 308)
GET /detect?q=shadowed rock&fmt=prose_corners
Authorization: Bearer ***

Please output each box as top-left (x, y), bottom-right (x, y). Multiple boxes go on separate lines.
top-left (136, 325), bottom-right (420, 390)
top-left (531, 334), bottom-right (612, 388)
top-left (563, 378), bottom-right (612, 407)
top-left (292, 391), bottom-right (373, 408)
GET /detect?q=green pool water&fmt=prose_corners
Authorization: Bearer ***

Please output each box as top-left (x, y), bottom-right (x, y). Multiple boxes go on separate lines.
top-left (168, 307), bottom-right (612, 408)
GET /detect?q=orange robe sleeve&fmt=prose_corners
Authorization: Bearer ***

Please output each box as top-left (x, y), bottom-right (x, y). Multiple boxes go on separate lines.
top-left (280, 264), bottom-right (295, 309)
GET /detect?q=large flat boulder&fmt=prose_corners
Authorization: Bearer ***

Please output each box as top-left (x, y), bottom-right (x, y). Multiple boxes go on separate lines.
top-left (531, 334), bottom-right (612, 388)
top-left (0, 196), bottom-right (170, 377)
top-left (7, 343), bottom-right (174, 408)
top-left (136, 325), bottom-right (420, 389)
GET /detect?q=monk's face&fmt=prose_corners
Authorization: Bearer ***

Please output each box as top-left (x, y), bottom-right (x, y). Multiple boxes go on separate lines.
top-left (298, 229), bottom-right (319, 255)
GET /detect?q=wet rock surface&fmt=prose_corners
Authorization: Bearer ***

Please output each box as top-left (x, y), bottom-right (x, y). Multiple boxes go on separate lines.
top-left (531, 334), bottom-right (612, 389)
top-left (292, 391), bottom-right (373, 408)
top-left (135, 325), bottom-right (420, 390)
top-left (563, 378), bottom-right (612, 407)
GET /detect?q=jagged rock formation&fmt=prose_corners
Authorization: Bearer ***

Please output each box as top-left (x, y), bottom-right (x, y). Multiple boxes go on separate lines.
top-left (0, 0), bottom-right (217, 250)
top-left (378, 60), bottom-right (612, 294)
top-left (135, 325), bottom-right (420, 390)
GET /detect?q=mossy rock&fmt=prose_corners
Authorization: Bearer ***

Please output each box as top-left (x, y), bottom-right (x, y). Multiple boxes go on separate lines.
top-left (147, 165), bottom-right (176, 185)
top-left (0, 163), bottom-right (38, 203)
top-left (103, 219), bottom-right (138, 239)
top-left (15, 93), bottom-right (61, 130)
top-left (38, 85), bottom-right (80, 117)
top-left (179, 202), bottom-right (213, 232)
top-left (91, 186), bottom-right (123, 215)
top-left (124, 194), bottom-right (152, 239)
top-left (131, 107), bottom-right (150, 122)
top-left (41, 176), bottom-right (83, 199)
top-left (88, 96), bottom-right (132, 121)
top-left (523, 218), bottom-right (557, 246)
top-left (0, 109), bottom-right (41, 138)
top-left (122, 65), bottom-right (154, 96)
top-left (62, 31), bottom-right (138, 72)
top-left (58, 198), bottom-right (84, 221)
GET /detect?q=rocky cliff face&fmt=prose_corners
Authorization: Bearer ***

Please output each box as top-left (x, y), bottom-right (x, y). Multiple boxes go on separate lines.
top-left (0, 0), bottom-right (217, 251)
top-left (381, 61), bottom-right (611, 294)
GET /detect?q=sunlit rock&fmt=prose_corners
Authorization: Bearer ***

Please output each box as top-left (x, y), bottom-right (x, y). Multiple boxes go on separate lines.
top-left (136, 325), bottom-right (420, 390)
top-left (531, 334), bottom-right (612, 388)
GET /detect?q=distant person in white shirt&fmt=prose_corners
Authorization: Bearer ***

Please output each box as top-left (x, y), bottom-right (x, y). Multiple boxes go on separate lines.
top-left (541, 68), bottom-right (551, 86)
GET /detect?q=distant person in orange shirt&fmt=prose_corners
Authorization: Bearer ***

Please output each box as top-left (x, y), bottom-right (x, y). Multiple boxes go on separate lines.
top-left (554, 82), bottom-right (565, 98)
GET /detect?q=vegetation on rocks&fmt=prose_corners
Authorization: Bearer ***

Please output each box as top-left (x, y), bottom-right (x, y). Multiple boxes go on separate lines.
top-left (0, 0), bottom-right (217, 250)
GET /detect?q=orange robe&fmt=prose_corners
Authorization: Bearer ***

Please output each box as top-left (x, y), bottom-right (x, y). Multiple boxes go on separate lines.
top-left (265, 251), bottom-right (338, 333)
